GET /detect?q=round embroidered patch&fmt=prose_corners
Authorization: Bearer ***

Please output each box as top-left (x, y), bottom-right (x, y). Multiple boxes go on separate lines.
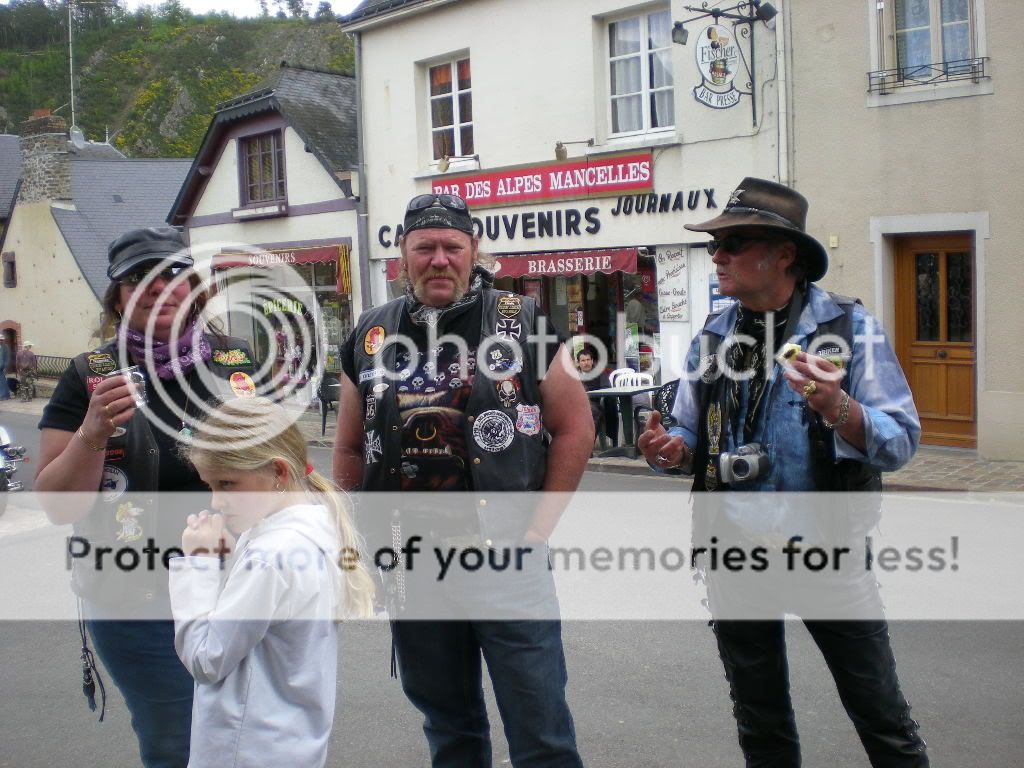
top-left (229, 371), bottom-right (257, 398)
top-left (472, 410), bottom-right (515, 453)
top-left (100, 465), bottom-right (128, 502)
top-left (364, 326), bottom-right (386, 355)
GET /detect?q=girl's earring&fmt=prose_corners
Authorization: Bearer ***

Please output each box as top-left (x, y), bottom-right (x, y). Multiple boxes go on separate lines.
top-left (274, 479), bottom-right (285, 494)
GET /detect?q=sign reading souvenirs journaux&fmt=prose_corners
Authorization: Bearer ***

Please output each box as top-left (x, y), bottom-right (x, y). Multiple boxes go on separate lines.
top-left (656, 245), bottom-right (689, 322)
top-left (431, 151), bottom-right (653, 207)
top-left (377, 188), bottom-right (719, 249)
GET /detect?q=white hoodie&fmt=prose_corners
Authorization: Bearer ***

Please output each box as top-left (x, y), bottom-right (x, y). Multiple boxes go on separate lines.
top-left (169, 503), bottom-right (342, 768)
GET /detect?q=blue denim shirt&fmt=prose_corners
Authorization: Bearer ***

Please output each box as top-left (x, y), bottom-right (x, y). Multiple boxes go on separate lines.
top-left (670, 285), bottom-right (920, 492)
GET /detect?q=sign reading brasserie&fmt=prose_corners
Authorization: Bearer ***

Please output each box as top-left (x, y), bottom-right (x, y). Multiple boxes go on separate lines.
top-left (693, 24), bottom-right (741, 110)
top-left (432, 151), bottom-right (653, 207)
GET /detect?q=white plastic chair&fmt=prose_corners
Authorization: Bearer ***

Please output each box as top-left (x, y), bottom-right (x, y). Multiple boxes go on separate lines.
top-left (615, 372), bottom-right (653, 388)
top-left (609, 368), bottom-right (635, 387)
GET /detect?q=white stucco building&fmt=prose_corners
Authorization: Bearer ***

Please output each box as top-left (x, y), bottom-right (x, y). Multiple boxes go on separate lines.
top-left (343, 0), bottom-right (791, 382)
top-left (169, 63), bottom-right (365, 380)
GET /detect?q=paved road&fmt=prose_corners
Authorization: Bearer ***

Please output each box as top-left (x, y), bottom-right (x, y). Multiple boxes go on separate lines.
top-left (1, 412), bottom-right (1021, 765)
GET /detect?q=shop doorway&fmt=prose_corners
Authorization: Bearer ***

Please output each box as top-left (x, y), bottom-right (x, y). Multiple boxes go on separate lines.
top-left (894, 233), bottom-right (976, 448)
top-left (493, 253), bottom-right (659, 376)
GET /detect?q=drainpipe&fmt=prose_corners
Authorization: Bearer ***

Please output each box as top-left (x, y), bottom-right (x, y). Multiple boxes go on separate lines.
top-left (353, 30), bottom-right (373, 311)
top-left (776, 1), bottom-right (794, 187)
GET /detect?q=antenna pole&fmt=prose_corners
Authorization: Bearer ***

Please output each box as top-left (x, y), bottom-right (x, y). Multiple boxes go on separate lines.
top-left (68, 0), bottom-right (76, 128)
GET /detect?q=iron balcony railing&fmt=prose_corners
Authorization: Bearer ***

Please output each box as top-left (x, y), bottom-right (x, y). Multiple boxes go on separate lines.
top-left (36, 355), bottom-right (73, 379)
top-left (867, 57), bottom-right (989, 94)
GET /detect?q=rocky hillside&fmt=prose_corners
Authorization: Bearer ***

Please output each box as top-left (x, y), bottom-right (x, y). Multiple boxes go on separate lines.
top-left (0, 11), bottom-right (353, 158)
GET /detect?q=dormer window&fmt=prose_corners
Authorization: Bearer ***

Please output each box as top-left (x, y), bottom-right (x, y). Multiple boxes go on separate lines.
top-left (241, 131), bottom-right (286, 205)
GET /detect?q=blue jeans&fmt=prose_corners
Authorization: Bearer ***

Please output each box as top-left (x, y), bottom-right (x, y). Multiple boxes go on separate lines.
top-left (392, 618), bottom-right (583, 768)
top-left (87, 619), bottom-right (193, 768)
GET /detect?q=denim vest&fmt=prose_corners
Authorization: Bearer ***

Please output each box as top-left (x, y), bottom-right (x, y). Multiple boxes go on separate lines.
top-left (691, 293), bottom-right (881, 493)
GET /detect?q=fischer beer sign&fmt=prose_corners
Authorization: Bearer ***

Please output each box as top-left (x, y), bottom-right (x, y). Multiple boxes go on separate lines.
top-left (693, 24), bottom-right (742, 110)
top-left (432, 151), bottom-right (653, 207)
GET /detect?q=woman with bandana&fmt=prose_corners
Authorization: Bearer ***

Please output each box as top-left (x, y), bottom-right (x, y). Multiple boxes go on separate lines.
top-left (35, 227), bottom-right (255, 768)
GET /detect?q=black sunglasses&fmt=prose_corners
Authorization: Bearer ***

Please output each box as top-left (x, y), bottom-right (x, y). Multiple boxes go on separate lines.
top-left (406, 194), bottom-right (469, 215)
top-left (120, 265), bottom-right (187, 286)
top-left (705, 235), bottom-right (782, 256)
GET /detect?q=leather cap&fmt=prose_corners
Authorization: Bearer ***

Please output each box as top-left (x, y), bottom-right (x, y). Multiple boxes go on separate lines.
top-left (107, 227), bottom-right (192, 280)
top-left (684, 177), bottom-right (828, 282)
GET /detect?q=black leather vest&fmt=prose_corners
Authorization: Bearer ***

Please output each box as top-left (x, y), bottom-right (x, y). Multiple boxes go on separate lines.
top-left (69, 333), bottom-right (255, 609)
top-left (351, 289), bottom-right (548, 493)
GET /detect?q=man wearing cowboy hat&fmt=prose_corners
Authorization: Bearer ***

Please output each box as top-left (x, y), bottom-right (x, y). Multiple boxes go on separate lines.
top-left (639, 178), bottom-right (928, 765)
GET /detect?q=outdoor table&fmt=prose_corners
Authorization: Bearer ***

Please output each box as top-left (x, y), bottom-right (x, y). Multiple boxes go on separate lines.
top-left (586, 383), bottom-right (663, 458)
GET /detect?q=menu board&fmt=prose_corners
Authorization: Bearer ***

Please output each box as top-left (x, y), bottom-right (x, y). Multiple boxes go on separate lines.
top-left (656, 245), bottom-right (689, 322)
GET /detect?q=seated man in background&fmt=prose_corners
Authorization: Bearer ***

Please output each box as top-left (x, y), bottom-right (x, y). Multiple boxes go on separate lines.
top-left (577, 346), bottom-right (618, 447)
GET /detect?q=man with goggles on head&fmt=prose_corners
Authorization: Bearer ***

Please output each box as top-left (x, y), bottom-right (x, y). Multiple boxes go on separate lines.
top-left (334, 193), bottom-right (593, 767)
top-left (638, 178), bottom-right (928, 766)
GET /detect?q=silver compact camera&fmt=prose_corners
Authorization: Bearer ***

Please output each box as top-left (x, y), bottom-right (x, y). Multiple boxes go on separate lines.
top-left (718, 443), bottom-right (770, 484)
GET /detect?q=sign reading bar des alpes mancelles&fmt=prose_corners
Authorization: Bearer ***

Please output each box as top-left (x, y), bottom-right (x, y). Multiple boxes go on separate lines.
top-left (432, 151), bottom-right (653, 207)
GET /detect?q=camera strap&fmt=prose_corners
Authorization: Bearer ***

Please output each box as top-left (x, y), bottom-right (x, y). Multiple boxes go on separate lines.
top-left (692, 286), bottom-right (806, 492)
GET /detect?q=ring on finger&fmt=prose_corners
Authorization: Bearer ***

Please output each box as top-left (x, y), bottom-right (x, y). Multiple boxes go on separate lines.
top-left (802, 380), bottom-right (818, 398)
top-left (657, 454), bottom-right (669, 463)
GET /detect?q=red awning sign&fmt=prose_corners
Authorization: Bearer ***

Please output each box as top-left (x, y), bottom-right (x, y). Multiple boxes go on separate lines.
top-left (494, 248), bottom-right (638, 279)
top-left (213, 246), bottom-right (340, 270)
top-left (432, 152), bottom-right (653, 207)
top-left (384, 248), bottom-right (637, 281)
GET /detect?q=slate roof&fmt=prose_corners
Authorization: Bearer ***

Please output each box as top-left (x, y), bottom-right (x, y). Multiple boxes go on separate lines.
top-left (168, 63), bottom-right (357, 224)
top-left (67, 141), bottom-right (126, 161)
top-left (343, 0), bottom-right (427, 23)
top-left (0, 134), bottom-right (21, 220)
top-left (52, 159), bottom-right (191, 299)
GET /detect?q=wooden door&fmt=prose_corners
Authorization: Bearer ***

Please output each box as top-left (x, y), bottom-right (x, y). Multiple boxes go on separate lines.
top-left (894, 234), bottom-right (976, 448)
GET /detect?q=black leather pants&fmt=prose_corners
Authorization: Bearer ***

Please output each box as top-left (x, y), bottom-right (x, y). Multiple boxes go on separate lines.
top-left (712, 619), bottom-right (929, 767)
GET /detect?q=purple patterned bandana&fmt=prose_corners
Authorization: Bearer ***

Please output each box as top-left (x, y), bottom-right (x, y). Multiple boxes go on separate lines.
top-left (118, 320), bottom-right (212, 380)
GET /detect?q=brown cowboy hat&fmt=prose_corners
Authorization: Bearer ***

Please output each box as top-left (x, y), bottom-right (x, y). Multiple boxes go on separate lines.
top-left (684, 177), bottom-right (828, 282)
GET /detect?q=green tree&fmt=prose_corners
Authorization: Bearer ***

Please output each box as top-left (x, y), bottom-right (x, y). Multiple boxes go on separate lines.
top-left (314, 2), bottom-right (333, 21)
top-left (156, 0), bottom-right (190, 25)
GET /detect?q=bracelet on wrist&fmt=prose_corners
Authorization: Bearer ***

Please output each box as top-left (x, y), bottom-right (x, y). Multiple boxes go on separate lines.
top-left (76, 426), bottom-right (106, 452)
top-left (822, 390), bottom-right (851, 429)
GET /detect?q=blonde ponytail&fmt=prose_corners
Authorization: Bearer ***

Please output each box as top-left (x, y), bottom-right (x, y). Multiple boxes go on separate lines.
top-left (306, 470), bottom-right (375, 619)
top-left (188, 397), bottom-right (375, 619)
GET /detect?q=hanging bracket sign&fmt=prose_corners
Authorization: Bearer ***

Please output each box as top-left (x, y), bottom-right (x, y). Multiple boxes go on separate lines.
top-left (693, 24), bottom-right (742, 110)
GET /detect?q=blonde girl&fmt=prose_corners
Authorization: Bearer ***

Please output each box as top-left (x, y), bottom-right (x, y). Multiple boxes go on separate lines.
top-left (168, 397), bottom-right (373, 768)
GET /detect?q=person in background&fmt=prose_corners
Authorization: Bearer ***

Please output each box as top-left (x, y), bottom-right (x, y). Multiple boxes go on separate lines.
top-left (0, 337), bottom-right (11, 400)
top-left (576, 345), bottom-right (618, 447)
top-left (16, 340), bottom-right (38, 401)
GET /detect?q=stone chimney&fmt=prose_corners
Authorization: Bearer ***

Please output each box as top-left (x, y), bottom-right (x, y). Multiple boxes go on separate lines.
top-left (18, 109), bottom-right (71, 204)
